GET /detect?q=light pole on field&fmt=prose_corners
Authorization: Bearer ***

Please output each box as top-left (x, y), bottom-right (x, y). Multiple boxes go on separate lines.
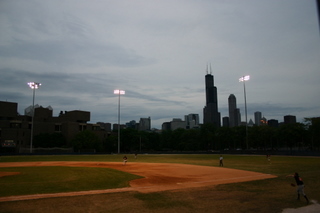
top-left (114, 89), bottom-right (125, 154)
top-left (239, 75), bottom-right (250, 150)
top-left (28, 82), bottom-right (41, 153)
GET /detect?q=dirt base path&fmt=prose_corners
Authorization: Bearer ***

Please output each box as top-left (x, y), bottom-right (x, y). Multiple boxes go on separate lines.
top-left (0, 161), bottom-right (276, 202)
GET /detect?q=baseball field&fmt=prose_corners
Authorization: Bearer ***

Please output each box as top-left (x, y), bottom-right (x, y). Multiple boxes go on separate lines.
top-left (0, 154), bottom-right (319, 212)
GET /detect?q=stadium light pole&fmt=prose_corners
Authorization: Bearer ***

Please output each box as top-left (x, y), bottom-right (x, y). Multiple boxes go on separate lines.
top-left (239, 75), bottom-right (250, 150)
top-left (114, 89), bottom-right (125, 154)
top-left (28, 82), bottom-right (41, 153)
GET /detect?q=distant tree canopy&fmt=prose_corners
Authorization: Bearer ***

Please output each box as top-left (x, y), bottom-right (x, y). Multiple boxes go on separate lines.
top-left (105, 117), bottom-right (320, 153)
top-left (34, 133), bottom-right (66, 148)
top-left (304, 117), bottom-right (320, 150)
top-left (34, 117), bottom-right (320, 153)
top-left (72, 130), bottom-right (102, 152)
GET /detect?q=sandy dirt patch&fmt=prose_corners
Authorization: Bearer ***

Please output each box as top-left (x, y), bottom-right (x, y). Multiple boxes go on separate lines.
top-left (0, 161), bottom-right (276, 202)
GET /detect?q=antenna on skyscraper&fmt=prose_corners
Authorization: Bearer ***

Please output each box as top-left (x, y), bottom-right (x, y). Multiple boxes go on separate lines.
top-left (206, 63), bottom-right (208, 74)
top-left (210, 63), bottom-right (212, 74)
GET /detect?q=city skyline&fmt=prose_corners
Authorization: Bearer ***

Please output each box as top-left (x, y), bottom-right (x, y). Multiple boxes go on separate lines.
top-left (10, 98), bottom-right (304, 130)
top-left (1, 0), bottom-right (319, 129)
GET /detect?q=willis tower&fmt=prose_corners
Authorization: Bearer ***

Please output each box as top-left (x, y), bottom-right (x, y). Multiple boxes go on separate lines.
top-left (203, 65), bottom-right (221, 127)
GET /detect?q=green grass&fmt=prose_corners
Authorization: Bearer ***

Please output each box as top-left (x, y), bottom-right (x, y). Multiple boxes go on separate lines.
top-left (0, 166), bottom-right (142, 197)
top-left (0, 154), bottom-right (320, 213)
top-left (134, 192), bottom-right (192, 209)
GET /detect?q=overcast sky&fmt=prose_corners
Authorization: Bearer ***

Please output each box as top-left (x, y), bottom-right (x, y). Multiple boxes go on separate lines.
top-left (1, 0), bottom-right (319, 129)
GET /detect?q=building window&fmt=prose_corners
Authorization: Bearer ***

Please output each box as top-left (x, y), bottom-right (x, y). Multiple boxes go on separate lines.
top-left (79, 125), bottom-right (87, 131)
top-left (10, 123), bottom-right (21, 128)
top-left (55, 124), bottom-right (62, 132)
top-left (92, 126), bottom-right (100, 131)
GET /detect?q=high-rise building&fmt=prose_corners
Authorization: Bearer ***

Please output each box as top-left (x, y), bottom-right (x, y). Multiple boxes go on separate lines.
top-left (138, 117), bottom-right (151, 131)
top-left (268, 119), bottom-right (279, 128)
top-left (284, 115), bottom-right (296, 124)
top-left (185, 114), bottom-right (199, 129)
top-left (126, 120), bottom-right (137, 129)
top-left (235, 108), bottom-right (241, 126)
top-left (222, 116), bottom-right (229, 127)
top-left (161, 122), bottom-right (171, 131)
top-left (170, 118), bottom-right (186, 130)
top-left (228, 94), bottom-right (240, 127)
top-left (261, 116), bottom-right (268, 125)
top-left (203, 66), bottom-right (220, 127)
top-left (248, 119), bottom-right (254, 127)
top-left (254, 111), bottom-right (262, 126)
top-left (161, 118), bottom-right (187, 131)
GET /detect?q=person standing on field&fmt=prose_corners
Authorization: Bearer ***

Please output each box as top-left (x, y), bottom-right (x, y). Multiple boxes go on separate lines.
top-left (267, 155), bottom-right (271, 164)
top-left (219, 155), bottom-right (223, 167)
top-left (286, 172), bottom-right (309, 204)
top-left (123, 156), bottom-right (128, 165)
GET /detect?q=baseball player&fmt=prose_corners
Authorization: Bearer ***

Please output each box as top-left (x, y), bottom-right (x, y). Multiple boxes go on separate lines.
top-left (286, 172), bottom-right (309, 204)
top-left (219, 155), bottom-right (223, 167)
top-left (123, 156), bottom-right (128, 165)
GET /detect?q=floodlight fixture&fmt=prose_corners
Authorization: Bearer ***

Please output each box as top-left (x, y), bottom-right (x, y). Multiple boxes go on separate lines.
top-left (28, 82), bottom-right (41, 89)
top-left (114, 89), bottom-right (125, 154)
top-left (114, 89), bottom-right (125, 95)
top-left (239, 75), bottom-right (250, 82)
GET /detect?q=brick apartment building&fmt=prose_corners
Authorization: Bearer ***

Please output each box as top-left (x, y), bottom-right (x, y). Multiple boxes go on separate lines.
top-left (0, 101), bottom-right (111, 153)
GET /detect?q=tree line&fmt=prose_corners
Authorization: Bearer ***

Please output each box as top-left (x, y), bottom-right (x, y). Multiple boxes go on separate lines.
top-left (34, 117), bottom-right (320, 153)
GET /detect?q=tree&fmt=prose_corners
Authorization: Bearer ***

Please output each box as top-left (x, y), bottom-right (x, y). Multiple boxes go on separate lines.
top-left (200, 123), bottom-right (216, 150)
top-left (171, 128), bottom-right (186, 151)
top-left (278, 123), bottom-right (307, 151)
top-left (179, 129), bottom-right (201, 151)
top-left (34, 133), bottom-right (66, 148)
top-left (72, 130), bottom-right (102, 152)
top-left (249, 125), bottom-right (275, 150)
top-left (232, 126), bottom-right (246, 150)
top-left (145, 132), bottom-right (160, 151)
top-left (216, 127), bottom-right (233, 150)
top-left (138, 131), bottom-right (150, 152)
top-left (160, 130), bottom-right (173, 151)
top-left (120, 128), bottom-right (140, 152)
top-left (105, 132), bottom-right (117, 153)
top-left (305, 117), bottom-right (320, 150)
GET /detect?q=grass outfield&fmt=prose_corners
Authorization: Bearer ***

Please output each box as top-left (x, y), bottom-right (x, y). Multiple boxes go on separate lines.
top-left (0, 154), bottom-right (320, 213)
top-left (0, 166), bottom-right (141, 197)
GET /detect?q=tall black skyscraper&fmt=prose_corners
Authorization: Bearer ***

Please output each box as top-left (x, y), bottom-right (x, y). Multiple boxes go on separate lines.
top-left (203, 66), bottom-right (221, 127)
top-left (228, 94), bottom-right (240, 127)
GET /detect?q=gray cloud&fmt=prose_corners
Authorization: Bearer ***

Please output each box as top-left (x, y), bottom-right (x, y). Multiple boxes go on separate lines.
top-left (0, 39), bottom-right (153, 68)
top-left (0, 0), bottom-right (319, 128)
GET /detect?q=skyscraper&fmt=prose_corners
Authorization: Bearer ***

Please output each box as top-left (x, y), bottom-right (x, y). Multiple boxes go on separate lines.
top-left (185, 113), bottom-right (200, 129)
top-left (228, 94), bottom-right (240, 127)
top-left (203, 65), bottom-right (221, 127)
top-left (254, 111), bottom-right (262, 126)
top-left (138, 117), bottom-right (151, 131)
top-left (284, 115), bottom-right (296, 124)
top-left (222, 116), bottom-right (229, 127)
